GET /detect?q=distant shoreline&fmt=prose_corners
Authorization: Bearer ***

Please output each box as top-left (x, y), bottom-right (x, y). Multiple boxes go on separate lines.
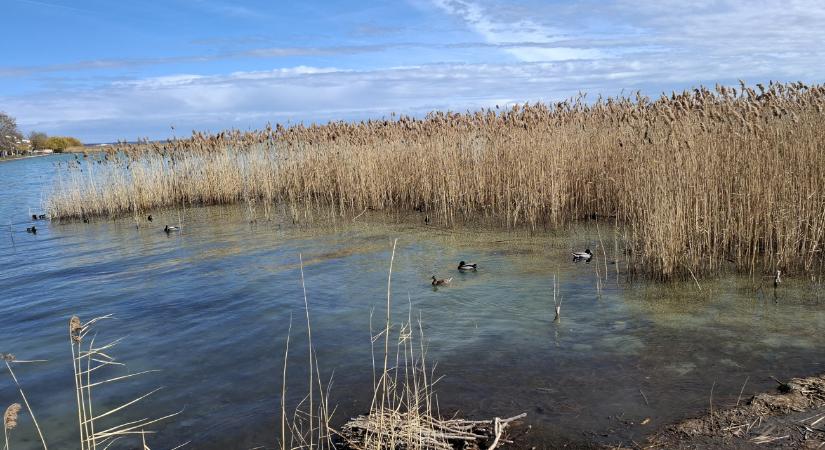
top-left (0, 153), bottom-right (50, 163)
top-left (0, 145), bottom-right (108, 162)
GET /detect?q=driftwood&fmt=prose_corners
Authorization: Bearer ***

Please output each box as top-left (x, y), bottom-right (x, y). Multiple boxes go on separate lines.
top-left (339, 412), bottom-right (527, 450)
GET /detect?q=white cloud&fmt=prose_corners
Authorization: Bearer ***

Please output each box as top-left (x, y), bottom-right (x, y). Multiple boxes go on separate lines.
top-left (431, 0), bottom-right (603, 61)
top-left (0, 55), bottom-right (755, 141)
top-left (4, 0), bottom-right (825, 141)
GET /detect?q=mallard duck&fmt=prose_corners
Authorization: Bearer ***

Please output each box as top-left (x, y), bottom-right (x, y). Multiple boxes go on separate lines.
top-left (26, 226), bottom-right (36, 234)
top-left (164, 225), bottom-right (180, 233)
top-left (572, 249), bottom-right (592, 259)
top-left (431, 276), bottom-right (452, 286)
top-left (457, 261), bottom-right (478, 271)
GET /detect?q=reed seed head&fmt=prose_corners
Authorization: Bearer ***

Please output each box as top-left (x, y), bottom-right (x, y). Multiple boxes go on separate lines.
top-left (4, 403), bottom-right (21, 431)
top-left (70, 315), bottom-right (82, 343)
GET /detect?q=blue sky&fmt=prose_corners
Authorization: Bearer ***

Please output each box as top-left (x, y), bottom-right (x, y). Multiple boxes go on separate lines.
top-left (2, 0), bottom-right (824, 142)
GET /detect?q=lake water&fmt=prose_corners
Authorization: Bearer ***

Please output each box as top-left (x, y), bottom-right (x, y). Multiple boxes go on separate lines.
top-left (2, 155), bottom-right (824, 449)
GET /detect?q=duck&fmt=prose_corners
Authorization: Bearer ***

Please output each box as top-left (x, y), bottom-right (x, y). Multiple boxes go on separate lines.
top-left (38, 214), bottom-right (46, 220)
top-left (31, 214), bottom-right (37, 220)
top-left (147, 215), bottom-right (153, 222)
top-left (164, 225), bottom-right (180, 233)
top-left (26, 226), bottom-right (36, 234)
top-left (457, 261), bottom-right (478, 271)
top-left (431, 276), bottom-right (452, 286)
top-left (571, 249), bottom-right (593, 259)
top-left (774, 270), bottom-right (781, 288)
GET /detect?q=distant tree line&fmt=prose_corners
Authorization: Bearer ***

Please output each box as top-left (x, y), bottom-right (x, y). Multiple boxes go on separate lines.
top-left (0, 111), bottom-right (22, 157)
top-left (1, 111), bottom-right (83, 157)
top-left (41, 135), bottom-right (83, 151)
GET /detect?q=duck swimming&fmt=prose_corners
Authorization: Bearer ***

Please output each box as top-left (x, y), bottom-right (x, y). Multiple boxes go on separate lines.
top-left (431, 276), bottom-right (452, 286)
top-left (26, 226), bottom-right (36, 234)
top-left (164, 225), bottom-right (180, 233)
top-left (147, 215), bottom-right (153, 222)
top-left (572, 249), bottom-right (592, 259)
top-left (457, 261), bottom-right (478, 271)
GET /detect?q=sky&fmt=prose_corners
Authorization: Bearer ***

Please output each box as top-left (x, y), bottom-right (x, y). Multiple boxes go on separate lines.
top-left (1, 0), bottom-right (824, 143)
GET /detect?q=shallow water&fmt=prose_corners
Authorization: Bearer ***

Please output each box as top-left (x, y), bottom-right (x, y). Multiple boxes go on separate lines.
top-left (1, 155), bottom-right (824, 449)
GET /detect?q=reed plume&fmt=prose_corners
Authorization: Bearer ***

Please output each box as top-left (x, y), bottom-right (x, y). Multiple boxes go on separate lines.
top-left (2, 356), bottom-right (47, 449)
top-left (4, 403), bottom-right (21, 450)
top-left (3, 404), bottom-right (20, 431)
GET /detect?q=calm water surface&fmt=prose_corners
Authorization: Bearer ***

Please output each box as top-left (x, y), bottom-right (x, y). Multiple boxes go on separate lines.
top-left (1, 155), bottom-right (824, 449)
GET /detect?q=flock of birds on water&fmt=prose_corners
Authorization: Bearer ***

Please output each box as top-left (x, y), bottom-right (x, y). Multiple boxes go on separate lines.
top-left (431, 249), bottom-right (593, 287)
top-left (23, 213), bottom-right (600, 287)
top-left (19, 212), bottom-right (786, 291)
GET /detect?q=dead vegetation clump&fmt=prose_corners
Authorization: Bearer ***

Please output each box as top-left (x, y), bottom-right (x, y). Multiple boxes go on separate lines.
top-left (340, 412), bottom-right (526, 450)
top-left (650, 374), bottom-right (825, 449)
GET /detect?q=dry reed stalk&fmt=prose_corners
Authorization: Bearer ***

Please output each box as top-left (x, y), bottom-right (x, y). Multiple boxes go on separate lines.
top-left (278, 257), bottom-right (335, 450)
top-left (552, 274), bottom-right (562, 321)
top-left (352, 240), bottom-right (524, 449)
top-left (299, 254), bottom-right (315, 448)
top-left (278, 240), bottom-right (524, 449)
top-left (280, 315), bottom-right (292, 449)
top-left (68, 315), bottom-right (179, 450)
top-left (2, 356), bottom-right (47, 449)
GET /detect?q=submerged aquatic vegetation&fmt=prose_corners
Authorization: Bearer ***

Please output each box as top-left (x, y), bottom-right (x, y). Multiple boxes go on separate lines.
top-left (46, 81), bottom-right (825, 279)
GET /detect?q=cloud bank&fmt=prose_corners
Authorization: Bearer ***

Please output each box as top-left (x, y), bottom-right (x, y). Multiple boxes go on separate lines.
top-left (3, 0), bottom-right (825, 142)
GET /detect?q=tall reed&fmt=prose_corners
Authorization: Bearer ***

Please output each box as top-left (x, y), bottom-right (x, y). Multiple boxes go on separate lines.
top-left (2, 318), bottom-right (178, 449)
top-left (47, 81), bottom-right (825, 280)
top-left (69, 315), bottom-right (181, 449)
top-left (2, 354), bottom-right (47, 449)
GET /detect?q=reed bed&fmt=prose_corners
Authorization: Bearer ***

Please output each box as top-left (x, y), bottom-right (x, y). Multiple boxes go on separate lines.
top-left (47, 81), bottom-right (825, 279)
